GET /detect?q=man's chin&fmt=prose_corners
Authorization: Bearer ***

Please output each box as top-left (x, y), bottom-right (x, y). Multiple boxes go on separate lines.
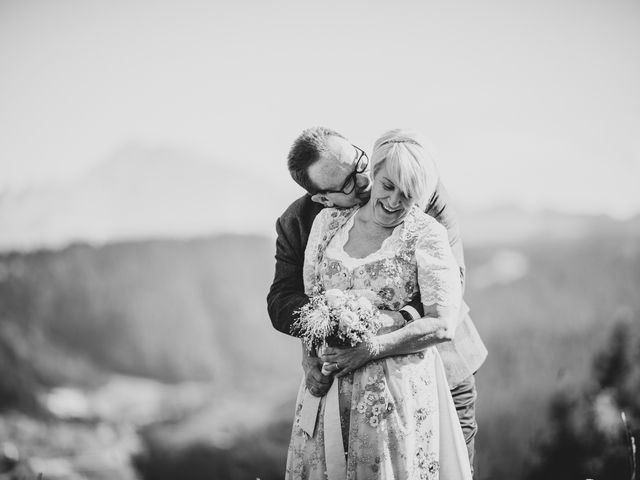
top-left (333, 200), bottom-right (360, 209)
top-left (330, 190), bottom-right (370, 209)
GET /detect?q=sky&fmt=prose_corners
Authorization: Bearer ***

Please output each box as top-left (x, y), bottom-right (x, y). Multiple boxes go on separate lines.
top-left (2, 0), bottom-right (640, 219)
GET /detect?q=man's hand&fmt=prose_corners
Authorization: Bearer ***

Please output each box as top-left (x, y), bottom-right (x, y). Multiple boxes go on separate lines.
top-left (319, 342), bottom-right (377, 378)
top-left (302, 346), bottom-right (334, 397)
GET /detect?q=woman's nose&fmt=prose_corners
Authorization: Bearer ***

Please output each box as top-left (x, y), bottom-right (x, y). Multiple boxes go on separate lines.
top-left (389, 189), bottom-right (402, 207)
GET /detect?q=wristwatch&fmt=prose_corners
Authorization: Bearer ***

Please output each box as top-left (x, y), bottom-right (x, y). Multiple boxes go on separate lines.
top-left (399, 309), bottom-right (414, 326)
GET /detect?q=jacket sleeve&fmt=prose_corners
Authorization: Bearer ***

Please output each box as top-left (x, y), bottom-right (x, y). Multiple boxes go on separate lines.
top-left (267, 213), bottom-right (309, 336)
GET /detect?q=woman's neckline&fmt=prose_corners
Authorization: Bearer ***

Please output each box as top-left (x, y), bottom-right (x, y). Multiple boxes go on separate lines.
top-left (340, 207), bottom-right (402, 260)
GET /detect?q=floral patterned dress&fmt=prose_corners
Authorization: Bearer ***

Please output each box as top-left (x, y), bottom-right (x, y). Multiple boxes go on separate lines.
top-left (285, 206), bottom-right (472, 480)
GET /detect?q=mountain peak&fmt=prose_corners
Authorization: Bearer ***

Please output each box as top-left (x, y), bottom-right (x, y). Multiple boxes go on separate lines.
top-left (0, 144), bottom-right (289, 251)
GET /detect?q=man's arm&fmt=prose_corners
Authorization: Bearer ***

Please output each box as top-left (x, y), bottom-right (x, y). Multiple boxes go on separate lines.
top-left (267, 215), bottom-right (309, 335)
top-left (268, 202), bottom-right (335, 396)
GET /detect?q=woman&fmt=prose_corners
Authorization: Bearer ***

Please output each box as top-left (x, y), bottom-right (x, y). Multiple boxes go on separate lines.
top-left (285, 130), bottom-right (472, 479)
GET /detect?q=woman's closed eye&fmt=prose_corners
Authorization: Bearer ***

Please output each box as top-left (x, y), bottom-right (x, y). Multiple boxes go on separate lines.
top-left (382, 181), bottom-right (411, 200)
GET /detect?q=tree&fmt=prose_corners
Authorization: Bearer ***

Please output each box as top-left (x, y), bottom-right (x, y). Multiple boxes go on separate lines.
top-left (527, 310), bottom-right (639, 480)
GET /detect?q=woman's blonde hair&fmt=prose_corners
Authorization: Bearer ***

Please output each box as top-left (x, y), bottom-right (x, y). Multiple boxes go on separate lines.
top-left (371, 129), bottom-right (439, 208)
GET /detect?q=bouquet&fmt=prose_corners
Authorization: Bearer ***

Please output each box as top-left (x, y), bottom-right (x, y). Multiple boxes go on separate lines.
top-left (293, 289), bottom-right (381, 438)
top-left (292, 288), bottom-right (381, 359)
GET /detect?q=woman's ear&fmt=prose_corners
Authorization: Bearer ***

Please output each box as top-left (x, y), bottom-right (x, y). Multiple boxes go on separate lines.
top-left (311, 193), bottom-right (333, 207)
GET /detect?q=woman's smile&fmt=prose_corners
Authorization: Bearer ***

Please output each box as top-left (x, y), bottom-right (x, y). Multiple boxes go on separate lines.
top-left (367, 162), bottom-right (416, 228)
top-left (377, 200), bottom-right (404, 215)
top-left (378, 200), bottom-right (405, 216)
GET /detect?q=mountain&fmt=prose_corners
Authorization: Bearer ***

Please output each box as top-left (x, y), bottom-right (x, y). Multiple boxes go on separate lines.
top-left (0, 144), bottom-right (298, 251)
top-left (458, 204), bottom-right (640, 246)
top-left (0, 232), bottom-right (301, 479)
top-left (1, 144), bottom-right (638, 252)
top-left (0, 234), bottom-right (300, 403)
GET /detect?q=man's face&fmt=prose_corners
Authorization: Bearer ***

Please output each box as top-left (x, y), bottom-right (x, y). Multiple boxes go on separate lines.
top-left (307, 136), bottom-right (372, 208)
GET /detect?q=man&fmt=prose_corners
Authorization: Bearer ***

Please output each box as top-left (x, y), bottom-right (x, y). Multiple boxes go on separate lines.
top-left (267, 126), bottom-right (487, 474)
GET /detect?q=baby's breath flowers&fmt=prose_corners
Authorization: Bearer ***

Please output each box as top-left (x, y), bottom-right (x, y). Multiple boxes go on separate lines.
top-left (292, 289), bottom-right (381, 354)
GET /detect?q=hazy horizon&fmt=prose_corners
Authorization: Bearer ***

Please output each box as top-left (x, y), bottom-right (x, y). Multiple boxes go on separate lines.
top-left (2, 0), bottom-right (639, 226)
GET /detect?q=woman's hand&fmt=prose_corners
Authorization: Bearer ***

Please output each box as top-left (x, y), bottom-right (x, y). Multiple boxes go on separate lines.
top-left (320, 341), bottom-right (379, 378)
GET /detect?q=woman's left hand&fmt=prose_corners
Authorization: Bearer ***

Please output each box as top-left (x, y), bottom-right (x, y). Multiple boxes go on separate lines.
top-left (320, 343), bottom-right (376, 378)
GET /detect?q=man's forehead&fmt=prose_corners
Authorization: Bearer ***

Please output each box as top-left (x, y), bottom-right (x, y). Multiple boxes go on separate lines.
top-left (308, 145), bottom-right (355, 189)
top-left (308, 155), bottom-right (345, 186)
top-left (325, 136), bottom-right (354, 163)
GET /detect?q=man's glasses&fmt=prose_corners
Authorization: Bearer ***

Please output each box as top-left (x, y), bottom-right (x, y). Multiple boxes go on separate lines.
top-left (317, 145), bottom-right (369, 195)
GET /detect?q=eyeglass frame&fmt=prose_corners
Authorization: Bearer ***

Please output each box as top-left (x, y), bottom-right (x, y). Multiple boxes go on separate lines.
top-left (314, 144), bottom-right (369, 196)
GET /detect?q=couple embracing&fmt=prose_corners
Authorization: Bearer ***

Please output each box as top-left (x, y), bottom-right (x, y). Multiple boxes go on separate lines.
top-left (267, 127), bottom-right (488, 479)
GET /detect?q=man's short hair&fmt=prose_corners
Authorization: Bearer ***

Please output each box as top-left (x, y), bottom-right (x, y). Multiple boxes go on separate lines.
top-left (287, 127), bottom-right (346, 193)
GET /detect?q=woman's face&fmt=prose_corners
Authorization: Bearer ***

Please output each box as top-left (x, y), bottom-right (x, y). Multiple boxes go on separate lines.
top-left (369, 161), bottom-right (417, 228)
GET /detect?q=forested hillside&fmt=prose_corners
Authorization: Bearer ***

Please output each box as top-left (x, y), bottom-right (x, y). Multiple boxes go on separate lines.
top-left (1, 223), bottom-right (638, 479)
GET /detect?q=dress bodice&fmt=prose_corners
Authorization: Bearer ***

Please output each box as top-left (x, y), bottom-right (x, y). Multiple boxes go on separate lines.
top-left (303, 206), bottom-right (462, 313)
top-left (320, 213), bottom-right (419, 311)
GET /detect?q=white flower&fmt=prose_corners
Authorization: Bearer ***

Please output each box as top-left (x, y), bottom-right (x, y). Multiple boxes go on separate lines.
top-left (307, 309), bottom-right (327, 326)
top-left (357, 296), bottom-right (374, 310)
top-left (338, 311), bottom-right (359, 331)
top-left (357, 402), bottom-right (367, 414)
top-left (369, 416), bottom-right (380, 427)
top-left (325, 289), bottom-right (347, 308)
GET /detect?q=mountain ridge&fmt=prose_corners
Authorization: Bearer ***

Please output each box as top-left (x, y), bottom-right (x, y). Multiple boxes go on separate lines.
top-left (2, 144), bottom-right (638, 252)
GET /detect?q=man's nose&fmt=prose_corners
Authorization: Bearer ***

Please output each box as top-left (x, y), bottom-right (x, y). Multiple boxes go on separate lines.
top-left (355, 171), bottom-right (370, 189)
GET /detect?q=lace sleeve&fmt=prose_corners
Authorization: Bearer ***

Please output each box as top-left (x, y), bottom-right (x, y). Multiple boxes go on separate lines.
top-left (302, 208), bottom-right (334, 295)
top-left (415, 216), bottom-right (462, 310)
